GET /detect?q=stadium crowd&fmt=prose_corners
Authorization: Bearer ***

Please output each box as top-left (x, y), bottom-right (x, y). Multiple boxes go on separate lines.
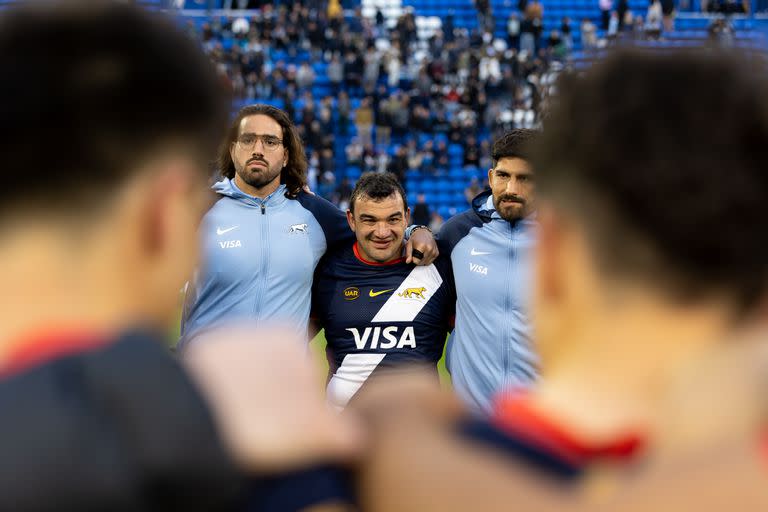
top-left (190, 1), bottom-right (563, 206)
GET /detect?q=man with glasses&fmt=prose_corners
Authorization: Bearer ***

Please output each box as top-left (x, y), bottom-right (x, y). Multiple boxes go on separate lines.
top-left (179, 105), bottom-right (438, 348)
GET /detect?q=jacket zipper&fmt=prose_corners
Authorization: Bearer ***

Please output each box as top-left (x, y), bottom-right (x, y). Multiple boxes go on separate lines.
top-left (253, 200), bottom-right (268, 319)
top-left (503, 223), bottom-right (514, 390)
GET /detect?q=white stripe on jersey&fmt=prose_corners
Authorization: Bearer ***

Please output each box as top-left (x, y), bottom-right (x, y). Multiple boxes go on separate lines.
top-left (371, 264), bottom-right (443, 323)
top-left (327, 353), bottom-right (387, 410)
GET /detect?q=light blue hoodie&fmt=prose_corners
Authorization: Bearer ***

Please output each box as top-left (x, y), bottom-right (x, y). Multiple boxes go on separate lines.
top-left (179, 179), bottom-right (353, 349)
top-left (438, 190), bottom-right (538, 413)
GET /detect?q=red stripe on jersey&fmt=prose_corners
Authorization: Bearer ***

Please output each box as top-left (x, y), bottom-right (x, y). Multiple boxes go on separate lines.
top-left (1, 328), bottom-right (109, 378)
top-left (491, 391), bottom-right (646, 468)
top-left (353, 242), bottom-right (406, 266)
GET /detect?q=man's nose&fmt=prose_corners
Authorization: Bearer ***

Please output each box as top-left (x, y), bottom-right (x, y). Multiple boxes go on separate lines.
top-left (374, 222), bottom-right (390, 238)
top-left (506, 178), bottom-right (521, 195)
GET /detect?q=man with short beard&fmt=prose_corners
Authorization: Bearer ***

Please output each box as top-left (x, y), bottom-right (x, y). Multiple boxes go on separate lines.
top-left (439, 129), bottom-right (539, 413)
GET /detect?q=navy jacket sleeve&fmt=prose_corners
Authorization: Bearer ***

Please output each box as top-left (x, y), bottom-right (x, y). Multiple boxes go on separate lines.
top-left (0, 332), bottom-right (245, 512)
top-left (436, 209), bottom-right (484, 257)
top-left (297, 191), bottom-right (355, 251)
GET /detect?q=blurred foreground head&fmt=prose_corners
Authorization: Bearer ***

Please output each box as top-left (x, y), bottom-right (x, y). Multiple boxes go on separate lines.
top-left (532, 49), bottom-right (768, 365)
top-left (0, 1), bottom-right (228, 336)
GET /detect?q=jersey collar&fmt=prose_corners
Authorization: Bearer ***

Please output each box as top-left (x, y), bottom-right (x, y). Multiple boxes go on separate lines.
top-left (353, 242), bottom-right (406, 266)
top-left (491, 392), bottom-right (646, 468)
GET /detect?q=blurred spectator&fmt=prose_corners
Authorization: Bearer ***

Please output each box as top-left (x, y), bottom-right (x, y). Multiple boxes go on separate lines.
top-left (327, 55), bottom-right (344, 95)
top-left (412, 193), bottom-right (432, 226)
top-left (375, 88), bottom-right (393, 148)
top-left (464, 176), bottom-right (483, 203)
top-left (346, 137), bottom-right (364, 168)
top-left (319, 147), bottom-right (336, 177)
top-left (390, 94), bottom-right (410, 137)
top-left (581, 18), bottom-right (598, 49)
top-left (646, 0), bottom-right (663, 38)
top-left (319, 167), bottom-right (337, 198)
top-left (600, 0), bottom-right (613, 29)
top-left (337, 90), bottom-right (351, 135)
top-left (308, 151), bottom-right (320, 191)
top-left (327, 0), bottom-right (342, 20)
top-left (560, 17), bottom-right (573, 49)
top-left (475, 0), bottom-right (494, 32)
top-left (421, 139), bottom-right (436, 174)
top-left (661, 0), bottom-right (676, 31)
top-left (406, 140), bottom-right (424, 170)
top-left (355, 97), bottom-right (374, 147)
top-left (519, 12), bottom-right (542, 55)
top-left (633, 15), bottom-right (646, 38)
top-left (708, 17), bottom-right (736, 46)
top-left (547, 30), bottom-right (566, 59)
top-left (363, 46), bottom-right (381, 90)
top-left (617, 0), bottom-right (629, 30)
top-left (391, 145), bottom-right (409, 183)
top-left (296, 61), bottom-right (315, 91)
top-left (608, 11), bottom-right (620, 39)
top-left (479, 139), bottom-right (492, 170)
top-left (435, 140), bottom-right (450, 171)
top-left (336, 177), bottom-right (353, 210)
top-left (507, 13), bottom-right (521, 50)
top-left (463, 136), bottom-right (481, 168)
top-left (429, 211), bottom-right (445, 232)
top-left (525, 0), bottom-right (544, 21)
top-left (232, 15), bottom-right (249, 36)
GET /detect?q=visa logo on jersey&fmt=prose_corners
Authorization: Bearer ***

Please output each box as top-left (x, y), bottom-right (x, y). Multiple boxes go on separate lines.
top-left (219, 240), bottom-right (242, 249)
top-left (469, 263), bottom-right (488, 275)
top-left (346, 326), bottom-right (416, 349)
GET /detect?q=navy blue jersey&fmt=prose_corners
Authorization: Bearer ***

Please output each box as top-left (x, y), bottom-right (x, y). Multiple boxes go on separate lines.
top-left (312, 242), bottom-right (455, 409)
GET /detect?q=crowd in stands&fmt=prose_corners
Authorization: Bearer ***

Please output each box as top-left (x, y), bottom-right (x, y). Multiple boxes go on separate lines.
top-left (189, 1), bottom-right (563, 207)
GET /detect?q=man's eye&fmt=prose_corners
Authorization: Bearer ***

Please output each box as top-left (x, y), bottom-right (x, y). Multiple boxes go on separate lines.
top-left (264, 138), bottom-right (280, 148)
top-left (241, 136), bottom-right (255, 145)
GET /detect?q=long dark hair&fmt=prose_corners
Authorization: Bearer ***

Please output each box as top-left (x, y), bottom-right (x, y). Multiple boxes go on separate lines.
top-left (217, 104), bottom-right (308, 197)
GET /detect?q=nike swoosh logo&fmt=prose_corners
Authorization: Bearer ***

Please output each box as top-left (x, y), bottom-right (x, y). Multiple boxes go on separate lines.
top-left (471, 248), bottom-right (491, 256)
top-left (216, 226), bottom-right (239, 235)
top-left (369, 288), bottom-right (394, 298)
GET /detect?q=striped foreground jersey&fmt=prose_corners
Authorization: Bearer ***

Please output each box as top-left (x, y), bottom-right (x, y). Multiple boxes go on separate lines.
top-left (312, 242), bottom-right (455, 409)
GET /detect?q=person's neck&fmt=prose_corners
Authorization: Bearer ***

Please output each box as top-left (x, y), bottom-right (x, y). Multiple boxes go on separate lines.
top-left (234, 175), bottom-right (281, 200)
top-left (0, 229), bottom-right (150, 363)
top-left (532, 296), bottom-right (734, 446)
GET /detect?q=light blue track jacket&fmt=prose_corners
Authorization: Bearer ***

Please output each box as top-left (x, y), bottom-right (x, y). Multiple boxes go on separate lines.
top-left (178, 179), bottom-right (353, 349)
top-left (438, 190), bottom-right (538, 414)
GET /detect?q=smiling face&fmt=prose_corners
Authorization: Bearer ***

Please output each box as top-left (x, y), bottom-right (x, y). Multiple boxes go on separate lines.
top-left (229, 114), bottom-right (288, 197)
top-left (347, 192), bottom-right (410, 263)
top-left (488, 156), bottom-right (535, 222)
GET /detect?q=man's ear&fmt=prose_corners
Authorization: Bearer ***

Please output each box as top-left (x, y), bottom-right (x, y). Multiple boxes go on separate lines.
top-left (404, 207), bottom-right (411, 226)
top-left (346, 209), bottom-right (355, 232)
top-left (487, 167), bottom-right (495, 188)
top-left (135, 162), bottom-right (196, 257)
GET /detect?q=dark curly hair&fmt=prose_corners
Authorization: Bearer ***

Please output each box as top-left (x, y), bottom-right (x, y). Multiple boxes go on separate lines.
top-left (491, 129), bottom-right (539, 167)
top-left (217, 104), bottom-right (307, 197)
top-left (532, 49), bottom-right (768, 311)
top-left (0, 1), bottom-right (228, 218)
top-left (349, 172), bottom-right (408, 213)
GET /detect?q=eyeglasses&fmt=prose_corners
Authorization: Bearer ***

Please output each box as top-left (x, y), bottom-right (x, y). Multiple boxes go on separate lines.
top-left (236, 134), bottom-right (284, 152)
